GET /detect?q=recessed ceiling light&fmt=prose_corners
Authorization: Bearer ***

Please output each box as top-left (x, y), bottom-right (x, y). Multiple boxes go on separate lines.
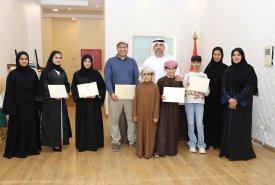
top-left (42, 0), bottom-right (88, 6)
top-left (68, 8), bottom-right (71, 11)
top-left (52, 8), bottom-right (59, 12)
top-left (96, 5), bottom-right (99, 8)
top-left (72, 17), bottom-right (77, 21)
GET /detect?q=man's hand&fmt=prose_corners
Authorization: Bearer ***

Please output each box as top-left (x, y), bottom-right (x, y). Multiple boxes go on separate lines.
top-left (153, 118), bottom-right (158, 123)
top-left (175, 75), bottom-right (183, 81)
top-left (111, 93), bottom-right (118, 101)
top-left (133, 116), bottom-right (138, 122)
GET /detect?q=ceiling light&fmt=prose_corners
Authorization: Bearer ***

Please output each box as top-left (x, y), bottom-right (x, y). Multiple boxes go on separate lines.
top-left (72, 17), bottom-right (77, 21)
top-left (96, 5), bottom-right (99, 8)
top-left (52, 8), bottom-right (59, 12)
top-left (42, 0), bottom-right (88, 6)
top-left (68, 8), bottom-right (71, 11)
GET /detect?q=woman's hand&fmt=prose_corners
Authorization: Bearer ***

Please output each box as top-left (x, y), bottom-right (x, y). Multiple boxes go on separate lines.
top-left (228, 98), bottom-right (238, 109)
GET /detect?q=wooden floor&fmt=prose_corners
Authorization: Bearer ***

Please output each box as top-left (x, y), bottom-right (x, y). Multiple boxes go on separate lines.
top-left (0, 105), bottom-right (275, 185)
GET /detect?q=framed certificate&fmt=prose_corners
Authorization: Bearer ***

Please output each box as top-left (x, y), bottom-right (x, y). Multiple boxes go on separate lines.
top-left (115, 85), bottom-right (136, 100)
top-left (187, 76), bottom-right (210, 93)
top-left (48, 85), bottom-right (68, 99)
top-left (77, 82), bottom-right (99, 98)
top-left (163, 87), bottom-right (185, 103)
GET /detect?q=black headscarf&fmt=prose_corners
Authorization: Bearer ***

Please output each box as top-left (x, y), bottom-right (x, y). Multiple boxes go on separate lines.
top-left (16, 51), bottom-right (30, 73)
top-left (206, 47), bottom-right (226, 69)
top-left (231, 47), bottom-right (248, 66)
top-left (224, 48), bottom-right (258, 96)
top-left (44, 50), bottom-right (64, 72)
top-left (79, 54), bottom-right (94, 76)
top-left (36, 50), bottom-right (64, 100)
top-left (204, 47), bottom-right (228, 96)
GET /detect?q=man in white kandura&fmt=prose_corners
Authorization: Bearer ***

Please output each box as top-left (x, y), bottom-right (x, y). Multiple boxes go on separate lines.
top-left (143, 39), bottom-right (182, 82)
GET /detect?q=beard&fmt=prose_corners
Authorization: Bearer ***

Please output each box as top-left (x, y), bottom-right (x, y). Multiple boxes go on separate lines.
top-left (155, 49), bottom-right (164, 57)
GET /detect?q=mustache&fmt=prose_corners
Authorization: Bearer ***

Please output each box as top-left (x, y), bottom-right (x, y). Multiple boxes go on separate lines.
top-left (156, 49), bottom-right (163, 52)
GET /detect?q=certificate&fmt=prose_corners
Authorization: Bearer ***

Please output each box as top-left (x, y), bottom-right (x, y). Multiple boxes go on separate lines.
top-left (187, 76), bottom-right (210, 93)
top-left (48, 85), bottom-right (68, 98)
top-left (115, 85), bottom-right (136, 100)
top-left (77, 82), bottom-right (99, 98)
top-left (163, 87), bottom-right (185, 103)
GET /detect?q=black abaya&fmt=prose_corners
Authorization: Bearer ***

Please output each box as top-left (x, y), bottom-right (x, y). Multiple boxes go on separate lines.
top-left (204, 47), bottom-right (228, 149)
top-left (219, 48), bottom-right (258, 161)
top-left (71, 68), bottom-right (106, 152)
top-left (39, 69), bottom-right (72, 147)
top-left (3, 68), bottom-right (40, 158)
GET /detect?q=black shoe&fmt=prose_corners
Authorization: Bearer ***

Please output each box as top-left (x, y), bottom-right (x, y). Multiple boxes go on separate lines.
top-left (53, 147), bottom-right (62, 152)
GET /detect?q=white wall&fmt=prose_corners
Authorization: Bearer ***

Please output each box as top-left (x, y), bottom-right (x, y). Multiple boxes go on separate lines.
top-left (105, 0), bottom-right (275, 147)
top-left (105, 0), bottom-right (202, 75)
top-left (199, 0), bottom-right (275, 147)
top-left (0, 0), bottom-right (42, 77)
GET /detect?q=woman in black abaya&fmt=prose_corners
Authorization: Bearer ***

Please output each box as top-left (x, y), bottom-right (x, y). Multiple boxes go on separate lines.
top-left (219, 48), bottom-right (258, 161)
top-left (3, 51), bottom-right (40, 158)
top-left (203, 47), bottom-right (228, 149)
top-left (36, 50), bottom-right (72, 152)
top-left (71, 54), bottom-right (106, 152)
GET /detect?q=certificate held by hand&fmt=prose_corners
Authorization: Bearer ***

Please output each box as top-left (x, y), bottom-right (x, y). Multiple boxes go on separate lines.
top-left (77, 82), bottom-right (99, 98)
top-left (187, 76), bottom-right (210, 93)
top-left (115, 84), bottom-right (136, 100)
top-left (48, 85), bottom-right (68, 98)
top-left (163, 87), bottom-right (185, 103)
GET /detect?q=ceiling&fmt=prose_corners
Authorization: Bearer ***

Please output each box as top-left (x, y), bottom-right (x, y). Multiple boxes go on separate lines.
top-left (39, 0), bottom-right (105, 18)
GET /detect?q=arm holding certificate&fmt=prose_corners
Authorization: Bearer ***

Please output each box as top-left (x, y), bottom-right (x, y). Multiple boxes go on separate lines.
top-left (77, 82), bottom-right (99, 98)
top-left (71, 68), bottom-right (106, 104)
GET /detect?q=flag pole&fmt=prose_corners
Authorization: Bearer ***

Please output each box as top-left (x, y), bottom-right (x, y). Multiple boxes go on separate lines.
top-left (190, 31), bottom-right (198, 71)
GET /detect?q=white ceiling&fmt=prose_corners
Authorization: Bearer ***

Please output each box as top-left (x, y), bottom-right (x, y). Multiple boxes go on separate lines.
top-left (39, 0), bottom-right (104, 18)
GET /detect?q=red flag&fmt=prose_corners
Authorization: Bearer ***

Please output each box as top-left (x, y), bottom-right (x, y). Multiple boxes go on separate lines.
top-left (190, 32), bottom-right (198, 71)
top-left (193, 39), bottom-right (197, 56)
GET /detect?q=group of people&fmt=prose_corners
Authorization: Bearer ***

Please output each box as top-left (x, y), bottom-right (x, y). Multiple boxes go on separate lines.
top-left (1, 39), bottom-right (258, 162)
top-left (104, 40), bottom-right (258, 161)
top-left (2, 50), bottom-right (106, 158)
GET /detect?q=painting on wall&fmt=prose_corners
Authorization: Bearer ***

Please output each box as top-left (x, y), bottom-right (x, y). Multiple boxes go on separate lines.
top-left (132, 36), bottom-right (176, 67)
top-left (80, 49), bottom-right (102, 70)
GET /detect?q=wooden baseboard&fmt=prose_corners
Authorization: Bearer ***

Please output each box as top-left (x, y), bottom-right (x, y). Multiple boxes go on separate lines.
top-left (252, 138), bottom-right (275, 153)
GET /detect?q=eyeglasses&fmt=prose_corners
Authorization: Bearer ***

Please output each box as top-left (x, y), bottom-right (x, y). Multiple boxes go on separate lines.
top-left (118, 46), bottom-right (128, 49)
top-left (142, 73), bottom-right (152, 76)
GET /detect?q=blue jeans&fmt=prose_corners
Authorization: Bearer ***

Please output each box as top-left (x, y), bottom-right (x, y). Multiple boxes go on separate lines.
top-left (185, 103), bottom-right (206, 149)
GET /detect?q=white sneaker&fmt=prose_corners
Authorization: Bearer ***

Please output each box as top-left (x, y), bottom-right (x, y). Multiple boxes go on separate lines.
top-left (189, 147), bottom-right (197, 153)
top-left (199, 148), bottom-right (206, 154)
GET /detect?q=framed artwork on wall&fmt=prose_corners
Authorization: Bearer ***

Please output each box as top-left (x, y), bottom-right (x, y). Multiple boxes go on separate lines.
top-left (80, 49), bottom-right (102, 70)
